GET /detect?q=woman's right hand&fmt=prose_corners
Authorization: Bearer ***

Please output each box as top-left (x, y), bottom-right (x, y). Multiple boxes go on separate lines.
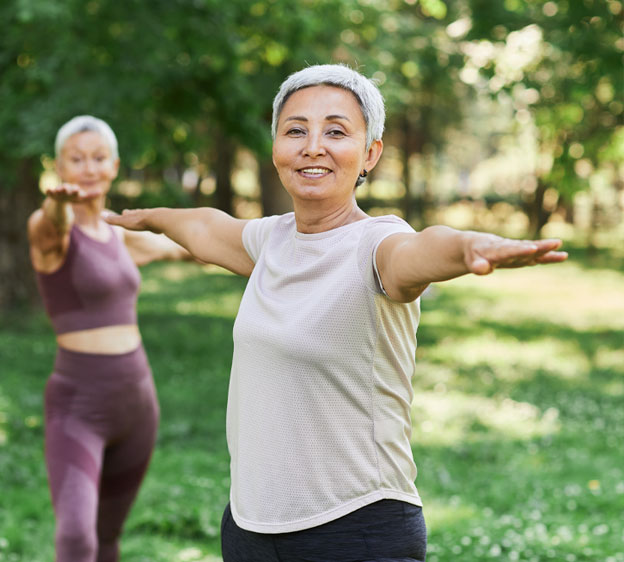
top-left (28, 184), bottom-right (94, 273)
top-left (45, 183), bottom-right (103, 204)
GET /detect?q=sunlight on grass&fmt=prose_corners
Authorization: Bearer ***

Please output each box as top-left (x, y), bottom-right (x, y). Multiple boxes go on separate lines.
top-left (447, 262), bottom-right (624, 330)
top-left (175, 295), bottom-right (241, 319)
top-left (141, 263), bottom-right (199, 291)
top-left (2, 253), bottom-right (622, 561)
top-left (423, 336), bottom-right (591, 381)
top-left (0, 414), bottom-right (7, 446)
top-left (422, 497), bottom-right (478, 529)
top-left (141, 263), bottom-right (235, 292)
top-left (0, 392), bottom-right (9, 446)
top-left (595, 346), bottom-right (624, 374)
top-left (412, 391), bottom-right (560, 446)
top-left (176, 548), bottom-right (222, 562)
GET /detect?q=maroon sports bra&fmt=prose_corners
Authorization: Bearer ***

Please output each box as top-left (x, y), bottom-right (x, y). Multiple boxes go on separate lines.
top-left (36, 224), bottom-right (141, 335)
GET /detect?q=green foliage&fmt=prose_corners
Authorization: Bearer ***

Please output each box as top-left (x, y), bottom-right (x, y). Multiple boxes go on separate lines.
top-left (464, 0), bottom-right (624, 201)
top-left (2, 0), bottom-right (619, 210)
top-left (1, 253), bottom-right (623, 561)
top-left (0, 0), bottom-right (358, 181)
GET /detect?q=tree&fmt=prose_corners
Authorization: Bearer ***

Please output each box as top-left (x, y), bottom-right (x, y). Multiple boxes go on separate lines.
top-left (464, 0), bottom-right (624, 236)
top-left (0, 0), bottom-right (377, 309)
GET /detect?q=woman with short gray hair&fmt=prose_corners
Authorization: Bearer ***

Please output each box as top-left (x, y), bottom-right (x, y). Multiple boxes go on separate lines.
top-left (107, 64), bottom-right (567, 561)
top-left (28, 115), bottom-right (192, 561)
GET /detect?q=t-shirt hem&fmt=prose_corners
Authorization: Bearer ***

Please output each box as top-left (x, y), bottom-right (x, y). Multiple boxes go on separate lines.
top-left (230, 489), bottom-right (423, 534)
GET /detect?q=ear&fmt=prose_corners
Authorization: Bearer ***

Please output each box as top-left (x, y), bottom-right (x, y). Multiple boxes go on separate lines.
top-left (111, 158), bottom-right (120, 179)
top-left (364, 139), bottom-right (383, 173)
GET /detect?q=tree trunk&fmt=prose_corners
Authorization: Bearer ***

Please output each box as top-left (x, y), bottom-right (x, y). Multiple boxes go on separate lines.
top-left (0, 158), bottom-right (41, 311)
top-left (527, 178), bottom-right (552, 238)
top-left (401, 116), bottom-right (413, 224)
top-left (214, 131), bottom-right (235, 215)
top-left (259, 158), bottom-right (292, 216)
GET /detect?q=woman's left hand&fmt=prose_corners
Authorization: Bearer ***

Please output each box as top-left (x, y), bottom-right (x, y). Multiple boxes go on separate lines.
top-left (465, 235), bottom-right (568, 275)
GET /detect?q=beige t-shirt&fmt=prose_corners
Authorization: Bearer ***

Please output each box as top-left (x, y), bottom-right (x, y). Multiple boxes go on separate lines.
top-left (228, 212), bottom-right (422, 534)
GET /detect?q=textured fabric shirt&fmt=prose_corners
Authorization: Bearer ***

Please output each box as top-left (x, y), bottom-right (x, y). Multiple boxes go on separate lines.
top-left (228, 212), bottom-right (422, 534)
top-left (36, 224), bottom-right (140, 335)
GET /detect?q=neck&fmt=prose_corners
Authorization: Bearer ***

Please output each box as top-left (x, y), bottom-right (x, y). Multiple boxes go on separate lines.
top-left (72, 197), bottom-right (105, 229)
top-left (293, 197), bottom-right (368, 234)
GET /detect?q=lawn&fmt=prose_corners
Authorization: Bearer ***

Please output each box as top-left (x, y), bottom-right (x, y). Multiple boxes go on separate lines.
top-left (0, 247), bottom-right (622, 562)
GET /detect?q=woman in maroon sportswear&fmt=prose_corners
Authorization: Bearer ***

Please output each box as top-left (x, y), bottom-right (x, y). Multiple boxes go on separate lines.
top-left (27, 115), bottom-right (190, 562)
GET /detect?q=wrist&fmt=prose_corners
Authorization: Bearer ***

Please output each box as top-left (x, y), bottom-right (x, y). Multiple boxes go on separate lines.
top-left (147, 208), bottom-right (166, 234)
top-left (42, 197), bottom-right (73, 230)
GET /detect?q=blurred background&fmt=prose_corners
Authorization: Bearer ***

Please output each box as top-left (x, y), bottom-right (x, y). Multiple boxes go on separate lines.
top-left (1, 2), bottom-right (624, 560)
top-left (1, 0), bottom-right (622, 310)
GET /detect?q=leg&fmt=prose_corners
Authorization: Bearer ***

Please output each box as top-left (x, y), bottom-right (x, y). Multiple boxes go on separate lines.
top-left (275, 500), bottom-right (427, 562)
top-left (221, 504), bottom-right (280, 562)
top-left (361, 502), bottom-right (427, 562)
top-left (95, 375), bottom-right (159, 562)
top-left (45, 376), bottom-right (105, 562)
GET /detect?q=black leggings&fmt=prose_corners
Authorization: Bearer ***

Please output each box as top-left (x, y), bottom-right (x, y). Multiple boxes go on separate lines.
top-left (221, 499), bottom-right (427, 562)
top-left (44, 346), bottom-right (159, 562)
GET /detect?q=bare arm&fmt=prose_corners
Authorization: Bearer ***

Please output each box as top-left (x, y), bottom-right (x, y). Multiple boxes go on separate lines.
top-left (112, 222), bottom-right (198, 266)
top-left (104, 207), bottom-right (254, 276)
top-left (376, 225), bottom-right (568, 303)
top-left (27, 184), bottom-right (99, 273)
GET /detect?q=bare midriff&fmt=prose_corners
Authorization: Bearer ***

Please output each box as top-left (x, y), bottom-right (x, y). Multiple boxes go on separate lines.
top-left (57, 324), bottom-right (141, 354)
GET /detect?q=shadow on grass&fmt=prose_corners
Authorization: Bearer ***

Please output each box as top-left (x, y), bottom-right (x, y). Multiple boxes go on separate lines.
top-left (2, 259), bottom-right (622, 560)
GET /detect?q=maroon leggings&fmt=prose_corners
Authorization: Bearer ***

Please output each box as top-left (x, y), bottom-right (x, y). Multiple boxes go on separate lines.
top-left (44, 345), bottom-right (159, 562)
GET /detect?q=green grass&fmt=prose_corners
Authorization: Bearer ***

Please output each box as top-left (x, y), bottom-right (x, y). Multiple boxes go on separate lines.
top-left (1, 251), bottom-right (623, 562)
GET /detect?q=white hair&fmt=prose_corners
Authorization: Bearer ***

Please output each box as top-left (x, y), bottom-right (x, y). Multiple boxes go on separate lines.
top-left (55, 115), bottom-right (119, 161)
top-left (271, 64), bottom-right (386, 151)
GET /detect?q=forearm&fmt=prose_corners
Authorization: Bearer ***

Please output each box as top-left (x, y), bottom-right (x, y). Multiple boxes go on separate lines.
top-left (392, 225), bottom-right (475, 286)
top-left (380, 225), bottom-right (565, 302)
top-left (109, 206), bottom-right (253, 275)
top-left (41, 196), bottom-right (74, 235)
top-left (132, 207), bottom-right (222, 256)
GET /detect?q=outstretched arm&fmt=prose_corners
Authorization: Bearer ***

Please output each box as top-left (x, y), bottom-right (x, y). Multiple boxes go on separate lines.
top-left (27, 184), bottom-right (100, 273)
top-left (376, 225), bottom-right (568, 302)
top-left (117, 227), bottom-right (198, 266)
top-left (104, 207), bottom-right (254, 276)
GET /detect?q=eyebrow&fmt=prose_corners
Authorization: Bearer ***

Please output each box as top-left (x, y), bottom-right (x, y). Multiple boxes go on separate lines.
top-left (284, 114), bottom-right (352, 123)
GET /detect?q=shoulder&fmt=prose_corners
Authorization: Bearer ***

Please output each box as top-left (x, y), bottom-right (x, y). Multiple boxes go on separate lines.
top-left (365, 214), bottom-right (415, 232)
top-left (357, 215), bottom-right (415, 248)
top-left (245, 212), bottom-right (294, 233)
top-left (243, 213), bottom-right (293, 263)
top-left (243, 213), bottom-right (294, 258)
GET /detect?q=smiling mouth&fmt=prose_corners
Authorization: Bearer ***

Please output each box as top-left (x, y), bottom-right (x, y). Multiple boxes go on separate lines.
top-left (299, 167), bottom-right (331, 177)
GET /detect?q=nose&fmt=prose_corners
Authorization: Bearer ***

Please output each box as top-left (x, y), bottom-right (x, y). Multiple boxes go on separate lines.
top-left (302, 131), bottom-right (326, 157)
top-left (84, 158), bottom-right (97, 174)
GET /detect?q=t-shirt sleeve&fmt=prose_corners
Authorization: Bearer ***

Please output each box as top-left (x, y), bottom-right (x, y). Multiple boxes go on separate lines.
top-left (357, 216), bottom-right (416, 296)
top-left (241, 215), bottom-right (282, 263)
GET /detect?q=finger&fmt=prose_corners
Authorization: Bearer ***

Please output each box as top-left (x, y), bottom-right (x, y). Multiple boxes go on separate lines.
top-left (489, 242), bottom-right (539, 265)
top-left (535, 251), bottom-right (568, 264)
top-left (531, 238), bottom-right (563, 253)
top-left (469, 257), bottom-right (494, 275)
top-left (46, 185), bottom-right (76, 196)
top-left (102, 212), bottom-right (124, 225)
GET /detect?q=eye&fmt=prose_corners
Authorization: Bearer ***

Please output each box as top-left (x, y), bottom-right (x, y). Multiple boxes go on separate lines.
top-left (286, 127), bottom-right (305, 137)
top-left (327, 129), bottom-right (346, 138)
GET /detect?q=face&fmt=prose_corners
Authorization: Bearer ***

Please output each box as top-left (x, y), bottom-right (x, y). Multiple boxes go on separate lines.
top-left (56, 130), bottom-right (119, 195)
top-left (272, 85), bottom-right (382, 205)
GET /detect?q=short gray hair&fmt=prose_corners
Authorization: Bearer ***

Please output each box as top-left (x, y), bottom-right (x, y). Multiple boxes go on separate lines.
top-left (55, 115), bottom-right (119, 161)
top-left (271, 64), bottom-right (385, 151)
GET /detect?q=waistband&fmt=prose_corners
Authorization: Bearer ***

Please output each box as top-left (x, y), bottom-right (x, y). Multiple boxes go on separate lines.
top-left (53, 344), bottom-right (150, 380)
